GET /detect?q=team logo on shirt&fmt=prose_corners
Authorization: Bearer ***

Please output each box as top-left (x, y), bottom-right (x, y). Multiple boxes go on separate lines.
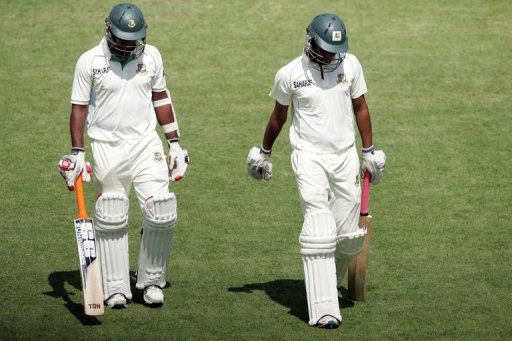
top-left (293, 79), bottom-right (313, 89)
top-left (355, 174), bottom-right (360, 186)
top-left (337, 73), bottom-right (347, 85)
top-left (137, 63), bottom-right (147, 75)
top-left (154, 152), bottom-right (164, 162)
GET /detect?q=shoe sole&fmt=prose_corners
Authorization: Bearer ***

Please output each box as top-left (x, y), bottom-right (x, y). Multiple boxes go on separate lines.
top-left (314, 315), bottom-right (341, 329)
top-left (315, 321), bottom-right (340, 329)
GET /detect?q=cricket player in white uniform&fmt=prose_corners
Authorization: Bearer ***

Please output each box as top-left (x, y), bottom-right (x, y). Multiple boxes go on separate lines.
top-left (247, 13), bottom-right (386, 328)
top-left (59, 3), bottom-right (188, 309)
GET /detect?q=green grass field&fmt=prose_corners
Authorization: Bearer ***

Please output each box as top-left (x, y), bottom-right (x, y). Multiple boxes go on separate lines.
top-left (1, 0), bottom-right (511, 339)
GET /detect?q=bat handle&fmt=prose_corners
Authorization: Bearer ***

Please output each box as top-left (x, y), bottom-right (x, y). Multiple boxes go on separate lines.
top-left (360, 171), bottom-right (371, 216)
top-left (74, 175), bottom-right (88, 219)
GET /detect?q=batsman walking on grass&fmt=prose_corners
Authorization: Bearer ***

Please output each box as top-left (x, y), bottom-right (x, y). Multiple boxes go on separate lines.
top-left (247, 13), bottom-right (386, 328)
top-left (59, 3), bottom-right (188, 309)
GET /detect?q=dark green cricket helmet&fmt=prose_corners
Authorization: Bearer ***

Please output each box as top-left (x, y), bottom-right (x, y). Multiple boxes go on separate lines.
top-left (306, 13), bottom-right (348, 54)
top-left (105, 3), bottom-right (147, 60)
top-left (106, 3), bottom-right (147, 41)
top-left (304, 13), bottom-right (348, 74)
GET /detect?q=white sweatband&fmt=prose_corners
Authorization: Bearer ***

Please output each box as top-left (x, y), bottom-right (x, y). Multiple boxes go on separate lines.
top-left (259, 146), bottom-right (272, 156)
top-left (162, 122), bottom-right (179, 134)
top-left (362, 145), bottom-right (375, 154)
top-left (153, 97), bottom-right (172, 108)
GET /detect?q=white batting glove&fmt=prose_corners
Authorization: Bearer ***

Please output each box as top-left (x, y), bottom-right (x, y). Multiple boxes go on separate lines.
top-left (167, 140), bottom-right (189, 181)
top-left (361, 146), bottom-right (386, 184)
top-left (247, 146), bottom-right (272, 181)
top-left (58, 149), bottom-right (92, 191)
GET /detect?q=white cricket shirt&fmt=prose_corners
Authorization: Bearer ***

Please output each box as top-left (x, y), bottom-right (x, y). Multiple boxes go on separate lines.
top-left (270, 53), bottom-right (367, 154)
top-left (71, 38), bottom-right (167, 141)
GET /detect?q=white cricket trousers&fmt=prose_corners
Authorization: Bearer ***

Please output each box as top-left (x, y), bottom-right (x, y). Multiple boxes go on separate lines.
top-left (91, 131), bottom-right (169, 206)
top-left (291, 145), bottom-right (361, 235)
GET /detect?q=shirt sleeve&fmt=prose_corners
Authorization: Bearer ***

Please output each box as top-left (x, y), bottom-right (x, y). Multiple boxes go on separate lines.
top-left (349, 56), bottom-right (368, 99)
top-left (71, 53), bottom-right (92, 105)
top-left (151, 48), bottom-right (167, 92)
top-left (269, 68), bottom-right (292, 106)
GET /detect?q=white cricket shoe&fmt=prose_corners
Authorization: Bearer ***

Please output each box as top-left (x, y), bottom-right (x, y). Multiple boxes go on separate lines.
top-left (106, 293), bottom-right (127, 309)
top-left (143, 285), bottom-right (164, 305)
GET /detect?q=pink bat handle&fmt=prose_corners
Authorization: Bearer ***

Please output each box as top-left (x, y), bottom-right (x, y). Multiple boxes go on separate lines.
top-left (360, 171), bottom-right (371, 216)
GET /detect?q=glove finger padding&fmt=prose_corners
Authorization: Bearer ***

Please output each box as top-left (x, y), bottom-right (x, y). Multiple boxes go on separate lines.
top-left (81, 162), bottom-right (92, 182)
top-left (167, 154), bottom-right (176, 173)
top-left (248, 161), bottom-right (272, 180)
top-left (261, 161), bottom-right (272, 180)
top-left (170, 151), bottom-right (188, 181)
top-left (168, 143), bottom-right (189, 182)
top-left (361, 149), bottom-right (386, 184)
top-left (59, 155), bottom-right (86, 190)
top-left (372, 150), bottom-right (386, 169)
top-left (247, 146), bottom-right (272, 180)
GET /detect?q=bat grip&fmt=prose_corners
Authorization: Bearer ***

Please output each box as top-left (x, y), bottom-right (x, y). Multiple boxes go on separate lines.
top-left (74, 175), bottom-right (88, 219)
top-left (360, 171), bottom-right (371, 216)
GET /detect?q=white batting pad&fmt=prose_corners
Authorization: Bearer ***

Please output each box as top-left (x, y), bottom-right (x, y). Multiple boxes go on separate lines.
top-left (136, 193), bottom-right (177, 289)
top-left (335, 228), bottom-right (367, 286)
top-left (94, 193), bottom-right (131, 300)
top-left (300, 209), bottom-right (342, 326)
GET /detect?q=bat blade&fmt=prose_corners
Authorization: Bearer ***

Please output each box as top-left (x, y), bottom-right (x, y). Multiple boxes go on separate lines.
top-left (74, 177), bottom-right (104, 316)
top-left (74, 218), bottom-right (104, 315)
top-left (348, 214), bottom-right (372, 301)
top-left (348, 171), bottom-right (372, 301)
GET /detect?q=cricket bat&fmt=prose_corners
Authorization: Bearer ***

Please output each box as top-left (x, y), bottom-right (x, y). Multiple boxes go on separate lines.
top-left (348, 171), bottom-right (372, 301)
top-left (73, 176), bottom-right (104, 315)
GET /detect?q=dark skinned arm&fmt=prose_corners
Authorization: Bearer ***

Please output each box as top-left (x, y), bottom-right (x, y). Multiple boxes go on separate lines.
top-left (352, 95), bottom-right (373, 149)
top-left (152, 90), bottom-right (179, 140)
top-left (70, 104), bottom-right (88, 148)
top-left (262, 101), bottom-right (289, 151)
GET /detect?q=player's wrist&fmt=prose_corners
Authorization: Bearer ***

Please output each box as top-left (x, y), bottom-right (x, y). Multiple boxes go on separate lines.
top-left (259, 146), bottom-right (272, 157)
top-left (167, 138), bottom-right (179, 147)
top-left (71, 147), bottom-right (85, 160)
top-left (362, 145), bottom-right (375, 160)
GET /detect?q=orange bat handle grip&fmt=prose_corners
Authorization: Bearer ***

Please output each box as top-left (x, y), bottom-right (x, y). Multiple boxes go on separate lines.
top-left (74, 175), bottom-right (88, 219)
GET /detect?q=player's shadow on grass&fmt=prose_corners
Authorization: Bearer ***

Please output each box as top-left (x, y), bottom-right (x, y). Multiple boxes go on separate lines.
top-left (44, 271), bottom-right (101, 326)
top-left (228, 279), bottom-right (354, 323)
top-left (44, 270), bottom-right (172, 321)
